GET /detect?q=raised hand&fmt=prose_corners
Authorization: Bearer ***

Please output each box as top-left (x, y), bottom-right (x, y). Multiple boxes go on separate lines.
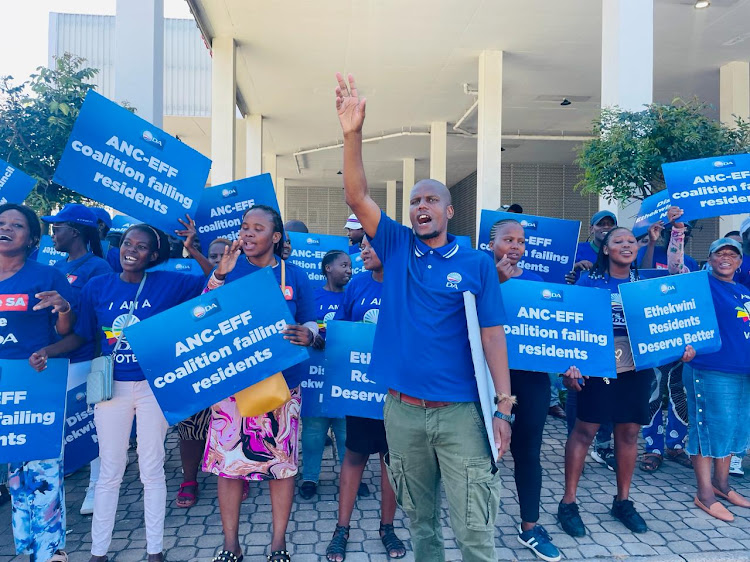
top-left (648, 221), bottom-right (664, 244)
top-left (215, 240), bottom-right (242, 279)
top-left (176, 213), bottom-right (198, 249)
top-left (33, 291), bottom-right (71, 314)
top-left (667, 206), bottom-right (685, 229)
top-left (335, 72), bottom-right (366, 135)
top-left (496, 254), bottom-right (515, 283)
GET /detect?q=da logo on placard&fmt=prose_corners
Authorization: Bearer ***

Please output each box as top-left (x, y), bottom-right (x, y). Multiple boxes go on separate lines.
top-left (175, 263), bottom-right (192, 272)
top-left (221, 187), bottom-right (238, 198)
top-left (306, 237), bottom-right (320, 246)
top-left (446, 272), bottom-right (462, 289)
top-left (659, 283), bottom-right (677, 296)
top-left (141, 130), bottom-right (164, 150)
top-left (192, 299), bottom-right (221, 320)
top-left (713, 159), bottom-right (735, 169)
top-left (541, 288), bottom-right (563, 301)
top-left (520, 219), bottom-right (538, 231)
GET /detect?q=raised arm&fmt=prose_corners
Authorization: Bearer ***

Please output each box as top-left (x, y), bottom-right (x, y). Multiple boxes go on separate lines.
top-left (336, 72), bottom-right (381, 239)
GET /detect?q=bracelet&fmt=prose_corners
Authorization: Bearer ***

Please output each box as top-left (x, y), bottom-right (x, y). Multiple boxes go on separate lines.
top-left (59, 302), bottom-right (72, 315)
top-left (493, 392), bottom-right (517, 406)
top-left (207, 272), bottom-right (225, 290)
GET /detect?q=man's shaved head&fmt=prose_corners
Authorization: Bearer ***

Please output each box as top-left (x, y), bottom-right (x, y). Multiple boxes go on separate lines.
top-left (410, 179), bottom-right (451, 205)
top-left (284, 219), bottom-right (309, 233)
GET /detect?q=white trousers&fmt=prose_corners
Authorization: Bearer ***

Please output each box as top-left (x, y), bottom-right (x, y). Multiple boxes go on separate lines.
top-left (91, 381), bottom-right (168, 556)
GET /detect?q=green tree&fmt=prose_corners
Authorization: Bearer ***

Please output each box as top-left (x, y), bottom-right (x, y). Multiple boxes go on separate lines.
top-left (0, 53), bottom-right (98, 214)
top-left (575, 99), bottom-right (750, 203)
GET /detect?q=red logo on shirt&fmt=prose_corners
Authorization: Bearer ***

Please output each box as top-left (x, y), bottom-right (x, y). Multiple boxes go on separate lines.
top-left (0, 294), bottom-right (29, 311)
top-left (282, 286), bottom-right (294, 300)
top-left (67, 274), bottom-right (78, 284)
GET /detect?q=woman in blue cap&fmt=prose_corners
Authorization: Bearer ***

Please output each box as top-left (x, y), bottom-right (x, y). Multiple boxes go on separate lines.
top-left (685, 237), bottom-right (750, 522)
top-left (41, 204), bottom-right (112, 516)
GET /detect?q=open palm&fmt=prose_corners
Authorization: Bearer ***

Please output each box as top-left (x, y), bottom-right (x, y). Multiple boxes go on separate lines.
top-left (335, 72), bottom-right (366, 135)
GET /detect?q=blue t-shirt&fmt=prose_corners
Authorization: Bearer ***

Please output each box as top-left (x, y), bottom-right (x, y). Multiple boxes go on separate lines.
top-left (107, 246), bottom-right (122, 273)
top-left (637, 245), bottom-right (699, 272)
top-left (370, 212), bottom-right (506, 402)
top-left (54, 252), bottom-right (112, 363)
top-left (315, 287), bottom-right (345, 336)
top-left (513, 269), bottom-right (544, 282)
top-left (334, 272), bottom-right (382, 324)
top-left (0, 260), bottom-right (75, 360)
top-left (75, 271), bottom-right (204, 381)
top-left (221, 257), bottom-right (316, 388)
top-left (571, 241), bottom-right (599, 283)
top-left (690, 275), bottom-right (750, 374)
top-left (348, 244), bottom-right (360, 255)
top-left (734, 255), bottom-right (750, 289)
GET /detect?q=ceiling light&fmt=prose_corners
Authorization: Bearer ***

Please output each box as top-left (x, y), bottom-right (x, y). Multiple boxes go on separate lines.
top-left (694, 0), bottom-right (710, 8)
top-left (336, 170), bottom-right (342, 175)
top-left (500, 147), bottom-right (506, 152)
top-left (560, 98), bottom-right (572, 106)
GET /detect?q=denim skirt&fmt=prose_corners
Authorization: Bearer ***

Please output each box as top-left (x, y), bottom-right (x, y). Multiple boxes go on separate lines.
top-left (683, 364), bottom-right (750, 458)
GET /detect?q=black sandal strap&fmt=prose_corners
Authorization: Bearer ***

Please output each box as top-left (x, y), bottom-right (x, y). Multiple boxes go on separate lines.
top-left (212, 550), bottom-right (243, 562)
top-left (267, 550), bottom-right (291, 562)
top-left (380, 523), bottom-right (406, 559)
top-left (326, 525), bottom-right (350, 561)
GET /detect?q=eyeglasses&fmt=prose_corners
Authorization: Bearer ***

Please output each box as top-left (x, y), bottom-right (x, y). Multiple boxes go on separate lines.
top-left (51, 225), bottom-right (71, 232)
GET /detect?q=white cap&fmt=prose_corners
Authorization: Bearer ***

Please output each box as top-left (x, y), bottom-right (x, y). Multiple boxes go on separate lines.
top-left (740, 217), bottom-right (750, 238)
top-left (344, 214), bottom-right (362, 230)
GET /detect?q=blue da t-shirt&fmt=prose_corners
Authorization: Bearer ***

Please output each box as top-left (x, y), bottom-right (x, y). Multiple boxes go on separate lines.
top-left (335, 272), bottom-right (383, 324)
top-left (690, 275), bottom-right (750, 375)
top-left (637, 245), bottom-right (699, 272)
top-left (513, 269), bottom-right (544, 283)
top-left (107, 245), bottom-right (122, 273)
top-left (0, 260), bottom-right (75, 359)
top-left (220, 257), bottom-right (316, 388)
top-left (734, 255), bottom-right (750, 290)
top-left (75, 271), bottom-right (204, 381)
top-left (315, 287), bottom-right (345, 336)
top-left (54, 252), bottom-right (112, 363)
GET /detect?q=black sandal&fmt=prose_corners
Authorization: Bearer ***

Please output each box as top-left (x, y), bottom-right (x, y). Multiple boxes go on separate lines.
top-left (212, 550), bottom-right (244, 562)
top-left (380, 523), bottom-right (407, 559)
top-left (267, 550), bottom-right (291, 562)
top-left (326, 525), bottom-right (350, 561)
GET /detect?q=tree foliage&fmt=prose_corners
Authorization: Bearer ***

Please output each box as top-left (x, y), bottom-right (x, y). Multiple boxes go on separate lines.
top-left (0, 54), bottom-right (98, 214)
top-left (575, 99), bottom-right (750, 203)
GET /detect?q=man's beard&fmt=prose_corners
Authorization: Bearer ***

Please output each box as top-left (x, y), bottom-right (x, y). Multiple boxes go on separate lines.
top-left (415, 229), bottom-right (440, 240)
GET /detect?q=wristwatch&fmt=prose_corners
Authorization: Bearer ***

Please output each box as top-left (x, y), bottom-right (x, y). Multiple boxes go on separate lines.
top-left (493, 411), bottom-right (515, 425)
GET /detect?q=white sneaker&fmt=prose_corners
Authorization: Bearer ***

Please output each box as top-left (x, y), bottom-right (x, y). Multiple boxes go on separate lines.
top-left (729, 456), bottom-right (745, 477)
top-left (80, 486), bottom-right (95, 515)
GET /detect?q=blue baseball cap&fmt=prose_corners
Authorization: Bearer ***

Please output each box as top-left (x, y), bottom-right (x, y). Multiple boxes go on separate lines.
top-left (41, 203), bottom-right (98, 228)
top-left (90, 207), bottom-right (112, 229)
top-left (590, 210), bottom-right (617, 226)
top-left (708, 237), bottom-right (743, 258)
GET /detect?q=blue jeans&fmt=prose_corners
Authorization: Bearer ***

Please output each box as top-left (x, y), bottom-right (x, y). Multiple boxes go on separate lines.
top-left (549, 373), bottom-right (562, 407)
top-left (301, 416), bottom-right (346, 482)
top-left (565, 388), bottom-right (613, 448)
top-left (642, 363), bottom-right (687, 454)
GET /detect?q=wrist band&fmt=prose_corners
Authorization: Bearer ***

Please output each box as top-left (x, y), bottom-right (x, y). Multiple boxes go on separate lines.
top-left (494, 392), bottom-right (517, 406)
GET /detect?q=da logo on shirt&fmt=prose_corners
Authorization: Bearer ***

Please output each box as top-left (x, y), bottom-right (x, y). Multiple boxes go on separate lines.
top-left (736, 305), bottom-right (750, 323)
top-left (103, 314), bottom-right (140, 344)
top-left (0, 294), bottom-right (28, 311)
top-left (282, 285), bottom-right (294, 300)
top-left (192, 299), bottom-right (221, 320)
top-left (541, 288), bottom-right (563, 302)
top-left (446, 272), bottom-right (462, 289)
top-left (363, 309), bottom-right (379, 324)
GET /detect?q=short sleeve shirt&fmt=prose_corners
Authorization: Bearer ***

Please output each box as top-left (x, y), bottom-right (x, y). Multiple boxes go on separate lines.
top-left (315, 287), bottom-right (345, 336)
top-left (334, 272), bottom-right (382, 324)
top-left (370, 211), bottom-right (505, 402)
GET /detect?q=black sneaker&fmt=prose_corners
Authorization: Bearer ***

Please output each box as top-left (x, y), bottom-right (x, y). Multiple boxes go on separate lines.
top-left (299, 480), bottom-right (317, 500)
top-left (611, 497), bottom-right (648, 533)
top-left (557, 501), bottom-right (586, 537)
top-left (357, 483), bottom-right (370, 497)
top-left (0, 484), bottom-right (9, 507)
top-left (591, 447), bottom-right (617, 472)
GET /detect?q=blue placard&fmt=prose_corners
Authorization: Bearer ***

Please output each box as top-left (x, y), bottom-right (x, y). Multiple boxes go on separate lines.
top-left (150, 258), bottom-right (205, 276)
top-left (663, 154), bottom-right (750, 220)
top-left (110, 214), bottom-right (142, 234)
top-left (0, 158), bottom-right (36, 204)
top-left (620, 271), bottom-right (721, 370)
top-left (63, 361), bottom-right (99, 475)
top-left (193, 174), bottom-right (279, 251)
top-left (322, 321), bottom-right (385, 419)
top-left (124, 268), bottom-right (310, 425)
top-left (454, 234), bottom-right (472, 248)
top-left (0, 359), bottom-right (68, 463)
top-left (36, 235), bottom-right (67, 266)
top-left (287, 232), bottom-right (350, 288)
top-left (499, 281), bottom-right (616, 378)
top-left (299, 348), bottom-right (330, 417)
top-left (53, 91), bottom-right (211, 233)
top-left (477, 210), bottom-right (580, 284)
top-left (350, 252), bottom-right (366, 277)
top-left (632, 191), bottom-right (671, 239)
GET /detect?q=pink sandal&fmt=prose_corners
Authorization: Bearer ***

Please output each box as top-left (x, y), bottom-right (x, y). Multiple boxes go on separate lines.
top-left (176, 481), bottom-right (199, 508)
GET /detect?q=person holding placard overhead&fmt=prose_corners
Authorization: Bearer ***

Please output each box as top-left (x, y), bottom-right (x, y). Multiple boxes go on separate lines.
top-left (335, 72), bottom-right (511, 562)
top-left (299, 249), bottom-right (351, 500)
top-left (325, 236), bottom-right (406, 562)
top-left (202, 204), bottom-right (318, 562)
top-left (558, 226), bottom-right (696, 537)
top-left (1, 204), bottom-right (75, 562)
top-left (41, 204), bottom-right (112, 516)
top-left (491, 218), bottom-right (564, 562)
top-left (683, 237), bottom-right (750, 522)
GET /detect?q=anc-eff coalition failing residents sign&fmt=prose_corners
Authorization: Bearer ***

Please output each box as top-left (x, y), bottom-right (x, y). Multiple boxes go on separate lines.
top-left (632, 191), bottom-right (671, 239)
top-left (0, 158), bottom-right (36, 204)
top-left (0, 359), bottom-right (68, 463)
top-left (287, 232), bottom-right (349, 288)
top-left (620, 271), bottom-right (721, 370)
top-left (322, 321), bottom-right (384, 419)
top-left (125, 268), bottom-right (309, 425)
top-left (663, 154), bottom-right (750, 220)
top-left (499, 280), bottom-right (616, 378)
top-left (53, 91), bottom-right (211, 234)
top-left (193, 174), bottom-right (279, 251)
top-left (478, 210), bottom-right (580, 284)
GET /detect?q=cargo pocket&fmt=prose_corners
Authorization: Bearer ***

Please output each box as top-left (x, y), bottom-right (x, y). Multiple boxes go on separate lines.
top-left (384, 451), bottom-right (415, 512)
top-left (465, 458), bottom-right (498, 531)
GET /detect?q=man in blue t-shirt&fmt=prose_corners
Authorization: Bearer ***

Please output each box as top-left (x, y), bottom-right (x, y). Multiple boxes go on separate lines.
top-left (335, 73), bottom-right (512, 562)
top-left (566, 210), bottom-right (616, 284)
